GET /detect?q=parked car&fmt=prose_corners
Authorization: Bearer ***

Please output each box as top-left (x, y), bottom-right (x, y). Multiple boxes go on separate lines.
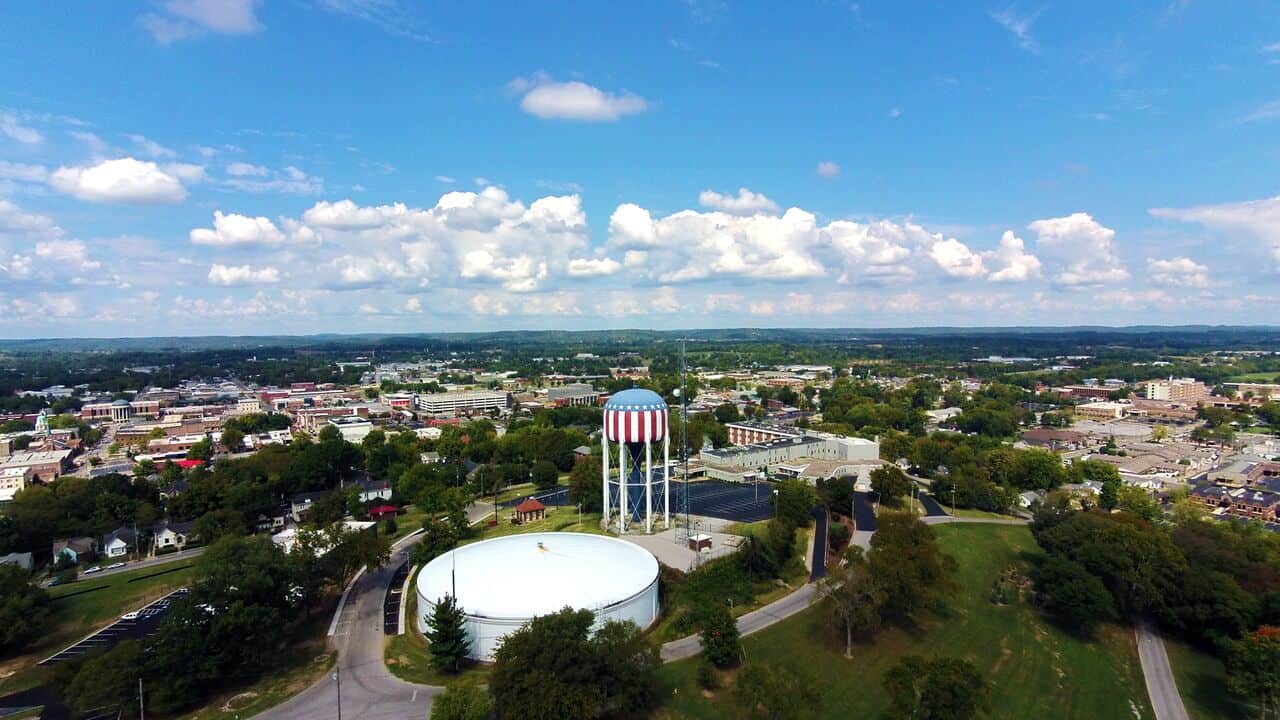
top-left (121, 611), bottom-right (140, 621)
top-left (83, 566), bottom-right (103, 575)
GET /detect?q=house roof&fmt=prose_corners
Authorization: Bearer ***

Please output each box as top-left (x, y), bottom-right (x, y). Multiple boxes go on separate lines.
top-left (369, 504), bottom-right (398, 516)
top-left (515, 497), bottom-right (546, 513)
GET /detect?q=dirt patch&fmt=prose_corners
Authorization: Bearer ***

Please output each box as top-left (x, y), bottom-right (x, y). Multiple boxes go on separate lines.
top-left (220, 692), bottom-right (258, 712)
top-left (990, 640), bottom-right (1013, 675)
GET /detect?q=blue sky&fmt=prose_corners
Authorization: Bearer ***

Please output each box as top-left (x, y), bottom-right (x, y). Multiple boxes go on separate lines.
top-left (0, 0), bottom-right (1278, 337)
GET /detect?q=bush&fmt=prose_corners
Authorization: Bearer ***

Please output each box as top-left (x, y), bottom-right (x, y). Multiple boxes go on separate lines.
top-left (698, 603), bottom-right (741, 669)
top-left (828, 521), bottom-right (850, 551)
top-left (696, 661), bottom-right (720, 690)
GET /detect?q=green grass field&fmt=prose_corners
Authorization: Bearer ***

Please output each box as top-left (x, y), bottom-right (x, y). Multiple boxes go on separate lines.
top-left (654, 524), bottom-right (1154, 720)
top-left (1164, 639), bottom-right (1250, 720)
top-left (1228, 372), bottom-right (1280, 382)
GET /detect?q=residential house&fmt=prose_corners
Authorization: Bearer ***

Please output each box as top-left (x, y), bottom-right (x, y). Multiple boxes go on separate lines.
top-left (357, 477), bottom-right (392, 504)
top-left (256, 507), bottom-right (289, 533)
top-left (0, 552), bottom-right (33, 572)
top-left (151, 520), bottom-right (194, 553)
top-left (102, 526), bottom-right (138, 559)
top-left (52, 537), bottom-right (97, 564)
top-left (290, 491), bottom-right (329, 523)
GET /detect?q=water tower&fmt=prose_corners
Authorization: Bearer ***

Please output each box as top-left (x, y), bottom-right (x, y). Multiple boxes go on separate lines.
top-left (602, 389), bottom-right (670, 533)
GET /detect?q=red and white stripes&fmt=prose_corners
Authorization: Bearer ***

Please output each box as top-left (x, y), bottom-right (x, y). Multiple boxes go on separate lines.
top-left (603, 408), bottom-right (668, 443)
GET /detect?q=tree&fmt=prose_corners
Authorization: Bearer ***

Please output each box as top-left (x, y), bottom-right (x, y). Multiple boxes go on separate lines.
top-left (774, 478), bottom-right (817, 527)
top-left (870, 465), bottom-right (912, 506)
top-left (63, 640), bottom-right (144, 718)
top-left (489, 608), bottom-right (658, 720)
top-left (426, 594), bottom-right (471, 674)
top-left (1031, 556), bottom-right (1115, 637)
top-left (1116, 486), bottom-right (1161, 522)
top-left (221, 427), bottom-right (245, 453)
top-left (819, 546), bottom-right (884, 657)
top-left (0, 565), bottom-right (51, 653)
top-left (868, 511), bottom-right (956, 623)
top-left (1227, 627), bottom-right (1280, 718)
top-left (194, 508), bottom-right (249, 543)
top-left (713, 403), bottom-right (740, 423)
top-left (531, 460), bottom-right (559, 491)
top-left (186, 436), bottom-right (213, 462)
top-left (883, 655), bottom-right (988, 720)
top-left (734, 663), bottom-right (822, 720)
top-left (430, 681), bottom-right (492, 720)
top-left (698, 603), bottom-right (741, 668)
top-left (411, 518), bottom-right (460, 568)
top-left (567, 455), bottom-right (602, 513)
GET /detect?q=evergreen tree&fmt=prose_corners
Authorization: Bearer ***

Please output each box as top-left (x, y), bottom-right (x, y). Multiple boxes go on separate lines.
top-left (427, 593), bottom-right (471, 674)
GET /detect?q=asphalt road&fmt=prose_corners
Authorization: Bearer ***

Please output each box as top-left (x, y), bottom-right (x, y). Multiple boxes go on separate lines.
top-left (918, 492), bottom-right (949, 517)
top-left (660, 582), bottom-right (821, 662)
top-left (1136, 622), bottom-right (1191, 720)
top-left (809, 507), bottom-right (827, 581)
top-left (851, 492), bottom-right (878, 531)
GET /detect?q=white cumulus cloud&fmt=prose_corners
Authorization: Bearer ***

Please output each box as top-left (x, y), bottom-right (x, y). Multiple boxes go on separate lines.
top-left (1151, 196), bottom-right (1280, 267)
top-left (513, 75), bottom-right (650, 122)
top-left (49, 157), bottom-right (187, 204)
top-left (1147, 256), bottom-right (1210, 287)
top-left (985, 231), bottom-right (1042, 282)
top-left (816, 161), bottom-right (840, 179)
top-left (1027, 212), bottom-right (1128, 286)
top-left (698, 187), bottom-right (780, 216)
top-left (208, 263), bottom-right (280, 286)
top-left (190, 210), bottom-right (288, 246)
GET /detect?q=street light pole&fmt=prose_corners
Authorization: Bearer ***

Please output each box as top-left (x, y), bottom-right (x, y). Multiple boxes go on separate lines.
top-left (335, 664), bottom-right (342, 720)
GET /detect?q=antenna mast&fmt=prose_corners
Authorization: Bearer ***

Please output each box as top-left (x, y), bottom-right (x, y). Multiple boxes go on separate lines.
top-left (681, 341), bottom-right (690, 535)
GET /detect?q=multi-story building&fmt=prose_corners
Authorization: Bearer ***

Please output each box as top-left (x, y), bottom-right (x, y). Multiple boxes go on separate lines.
top-left (0, 466), bottom-right (31, 505)
top-left (328, 415), bottom-right (374, 442)
top-left (414, 390), bottom-right (512, 417)
top-left (1141, 378), bottom-right (1209, 402)
top-left (0, 450), bottom-right (72, 481)
top-left (1074, 401), bottom-right (1129, 421)
top-left (81, 398), bottom-right (161, 422)
top-left (701, 432), bottom-right (880, 473)
top-left (1226, 382), bottom-right (1280, 401)
top-left (724, 421), bottom-right (803, 447)
top-left (546, 383), bottom-right (602, 408)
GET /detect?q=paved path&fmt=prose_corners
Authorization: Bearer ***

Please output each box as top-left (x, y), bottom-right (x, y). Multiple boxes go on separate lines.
top-left (921, 515), bottom-right (1028, 526)
top-left (661, 582), bottom-right (821, 662)
top-left (1136, 622), bottom-right (1190, 720)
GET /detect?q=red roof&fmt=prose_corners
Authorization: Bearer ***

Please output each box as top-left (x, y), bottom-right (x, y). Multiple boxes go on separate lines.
top-left (515, 497), bottom-right (546, 513)
top-left (369, 505), bottom-right (398, 516)
top-left (176, 459), bottom-right (204, 469)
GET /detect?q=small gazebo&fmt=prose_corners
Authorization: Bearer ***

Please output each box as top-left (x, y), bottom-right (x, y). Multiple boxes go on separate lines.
top-left (513, 497), bottom-right (547, 524)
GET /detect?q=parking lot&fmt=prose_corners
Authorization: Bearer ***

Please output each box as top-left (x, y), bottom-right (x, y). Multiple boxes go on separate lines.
top-left (383, 562), bottom-right (410, 635)
top-left (670, 480), bottom-right (775, 523)
top-left (40, 588), bottom-right (188, 666)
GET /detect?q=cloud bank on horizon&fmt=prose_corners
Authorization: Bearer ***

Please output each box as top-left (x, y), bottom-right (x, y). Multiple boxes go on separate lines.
top-left (0, 0), bottom-right (1277, 336)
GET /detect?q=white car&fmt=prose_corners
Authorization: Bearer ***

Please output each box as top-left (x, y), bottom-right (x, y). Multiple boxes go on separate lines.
top-left (83, 566), bottom-right (103, 575)
top-left (106, 562), bottom-right (126, 570)
top-left (121, 610), bottom-right (141, 620)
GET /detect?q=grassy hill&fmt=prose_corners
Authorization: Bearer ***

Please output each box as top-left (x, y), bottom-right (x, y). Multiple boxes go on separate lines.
top-left (654, 523), bottom-right (1154, 720)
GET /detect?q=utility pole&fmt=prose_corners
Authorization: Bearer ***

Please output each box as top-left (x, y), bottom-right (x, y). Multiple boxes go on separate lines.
top-left (138, 678), bottom-right (145, 720)
top-left (335, 664), bottom-right (342, 720)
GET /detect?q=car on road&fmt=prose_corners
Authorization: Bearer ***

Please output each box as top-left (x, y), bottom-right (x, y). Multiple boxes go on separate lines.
top-left (121, 611), bottom-right (140, 620)
top-left (106, 562), bottom-right (126, 570)
top-left (83, 566), bottom-right (103, 575)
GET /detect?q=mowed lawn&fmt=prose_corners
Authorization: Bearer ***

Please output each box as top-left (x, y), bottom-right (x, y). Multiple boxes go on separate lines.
top-left (1164, 639), bottom-right (1250, 720)
top-left (655, 524), bottom-right (1155, 720)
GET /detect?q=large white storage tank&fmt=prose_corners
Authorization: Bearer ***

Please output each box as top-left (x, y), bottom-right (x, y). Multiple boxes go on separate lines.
top-left (415, 532), bottom-right (660, 661)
